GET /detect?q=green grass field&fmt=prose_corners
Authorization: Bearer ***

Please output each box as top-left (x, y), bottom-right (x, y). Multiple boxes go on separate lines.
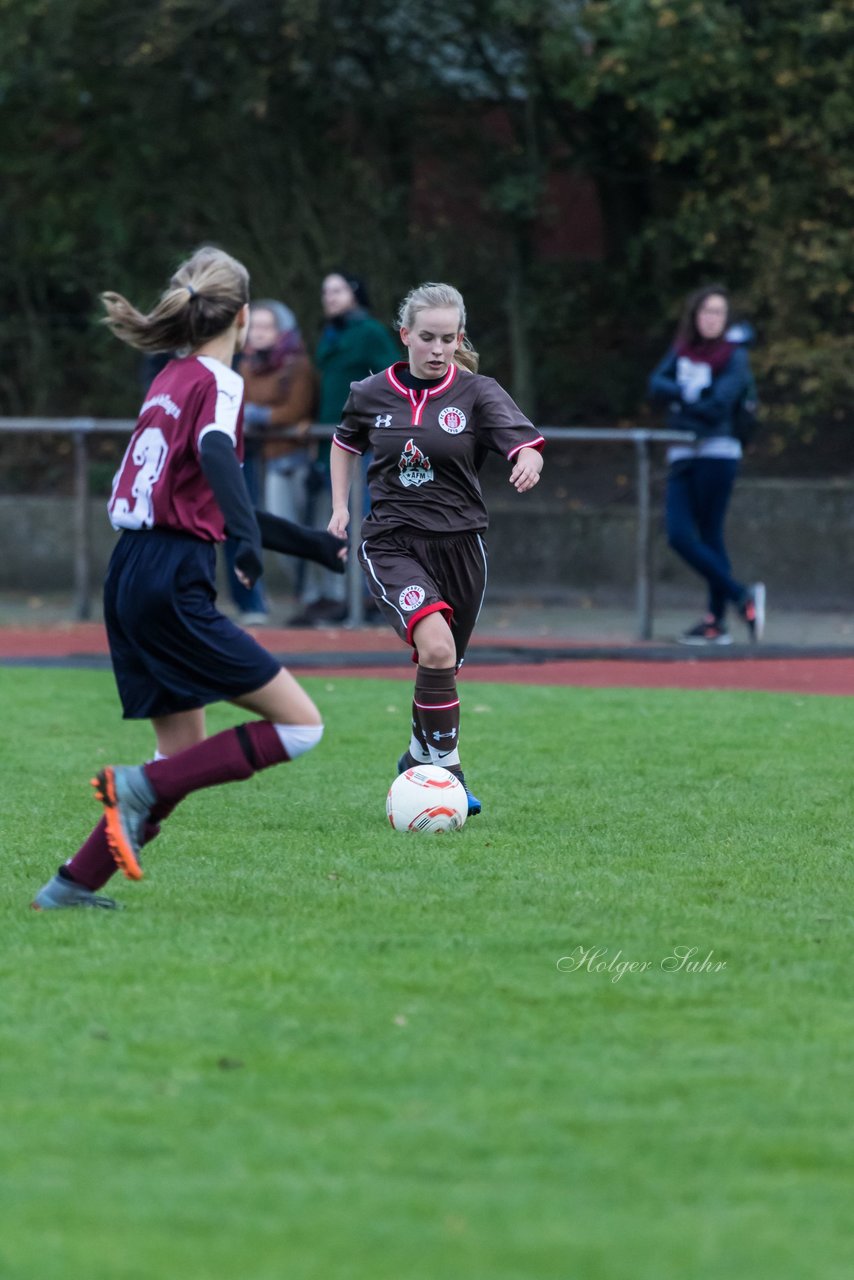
top-left (2, 667), bottom-right (853, 1280)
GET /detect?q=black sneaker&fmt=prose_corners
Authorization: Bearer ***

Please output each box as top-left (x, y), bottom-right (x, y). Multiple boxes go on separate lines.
top-left (397, 750), bottom-right (419, 774)
top-left (739, 583), bottom-right (766, 642)
top-left (678, 615), bottom-right (732, 646)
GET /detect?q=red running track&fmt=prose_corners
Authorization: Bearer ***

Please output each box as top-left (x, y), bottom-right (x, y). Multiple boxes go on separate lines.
top-left (1, 624), bottom-right (853, 695)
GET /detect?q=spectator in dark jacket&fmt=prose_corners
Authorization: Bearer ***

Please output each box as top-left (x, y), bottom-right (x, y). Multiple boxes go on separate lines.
top-left (649, 284), bottom-right (765, 645)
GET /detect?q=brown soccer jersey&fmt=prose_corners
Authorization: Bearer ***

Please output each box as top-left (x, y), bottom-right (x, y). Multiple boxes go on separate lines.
top-left (333, 362), bottom-right (544, 536)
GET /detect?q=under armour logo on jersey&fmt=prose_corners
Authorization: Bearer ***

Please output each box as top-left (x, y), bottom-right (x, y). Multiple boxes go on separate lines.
top-left (431, 729), bottom-right (457, 743)
top-left (375, 414), bottom-right (393, 428)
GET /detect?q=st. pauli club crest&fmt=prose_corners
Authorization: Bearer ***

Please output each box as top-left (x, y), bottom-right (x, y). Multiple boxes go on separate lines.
top-left (438, 407), bottom-right (467, 434)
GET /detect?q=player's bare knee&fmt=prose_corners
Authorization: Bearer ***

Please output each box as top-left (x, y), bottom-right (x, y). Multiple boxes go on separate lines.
top-left (420, 638), bottom-right (457, 667)
top-left (273, 723), bottom-right (324, 759)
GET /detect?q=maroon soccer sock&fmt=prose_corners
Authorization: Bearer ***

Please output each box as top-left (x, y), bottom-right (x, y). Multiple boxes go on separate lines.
top-left (61, 818), bottom-right (118, 891)
top-left (61, 725), bottom-right (287, 889)
top-left (142, 721), bottom-right (289, 807)
top-left (62, 797), bottom-right (179, 890)
top-left (413, 665), bottom-right (461, 766)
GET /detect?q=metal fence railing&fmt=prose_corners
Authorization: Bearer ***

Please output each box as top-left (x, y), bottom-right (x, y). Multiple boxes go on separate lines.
top-left (0, 418), bottom-right (693, 638)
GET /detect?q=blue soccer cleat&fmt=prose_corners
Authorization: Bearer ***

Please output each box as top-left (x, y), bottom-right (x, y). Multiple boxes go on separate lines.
top-left (451, 768), bottom-right (482, 817)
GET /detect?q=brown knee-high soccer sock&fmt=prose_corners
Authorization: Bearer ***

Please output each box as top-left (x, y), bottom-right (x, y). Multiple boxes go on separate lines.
top-left (413, 665), bottom-right (461, 767)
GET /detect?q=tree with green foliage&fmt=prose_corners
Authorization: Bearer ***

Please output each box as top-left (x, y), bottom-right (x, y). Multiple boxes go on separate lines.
top-left (1, 0), bottom-right (851, 466)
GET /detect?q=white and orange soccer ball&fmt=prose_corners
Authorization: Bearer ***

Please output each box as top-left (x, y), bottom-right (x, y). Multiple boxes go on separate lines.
top-left (386, 765), bottom-right (468, 833)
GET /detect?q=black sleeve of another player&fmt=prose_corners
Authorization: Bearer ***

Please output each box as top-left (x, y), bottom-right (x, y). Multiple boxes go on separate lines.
top-left (255, 510), bottom-right (347, 574)
top-left (199, 430), bottom-right (263, 586)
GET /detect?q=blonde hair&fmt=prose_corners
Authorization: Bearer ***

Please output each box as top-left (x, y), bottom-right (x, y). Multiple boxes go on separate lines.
top-left (396, 281), bottom-right (480, 373)
top-left (101, 246), bottom-right (250, 353)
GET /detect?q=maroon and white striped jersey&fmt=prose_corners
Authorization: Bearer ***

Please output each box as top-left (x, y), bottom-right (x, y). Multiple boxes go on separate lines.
top-left (333, 362), bottom-right (544, 535)
top-left (108, 355), bottom-right (244, 541)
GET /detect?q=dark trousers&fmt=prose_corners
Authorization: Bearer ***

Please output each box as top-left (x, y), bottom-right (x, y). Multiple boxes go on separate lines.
top-left (665, 457), bottom-right (745, 619)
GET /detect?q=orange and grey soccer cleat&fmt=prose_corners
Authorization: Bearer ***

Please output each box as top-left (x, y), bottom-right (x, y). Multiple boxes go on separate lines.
top-left (91, 765), bottom-right (156, 881)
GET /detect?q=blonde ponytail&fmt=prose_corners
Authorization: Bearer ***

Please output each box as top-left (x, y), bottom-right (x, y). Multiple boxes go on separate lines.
top-left (101, 246), bottom-right (250, 353)
top-left (454, 339), bottom-right (480, 373)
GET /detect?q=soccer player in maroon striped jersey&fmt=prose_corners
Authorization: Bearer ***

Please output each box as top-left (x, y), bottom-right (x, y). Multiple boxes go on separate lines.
top-left (32, 246), bottom-right (346, 910)
top-left (329, 282), bottom-right (545, 815)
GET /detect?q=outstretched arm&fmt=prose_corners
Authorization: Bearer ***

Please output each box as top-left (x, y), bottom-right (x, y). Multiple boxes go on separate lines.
top-left (255, 509), bottom-right (346, 572)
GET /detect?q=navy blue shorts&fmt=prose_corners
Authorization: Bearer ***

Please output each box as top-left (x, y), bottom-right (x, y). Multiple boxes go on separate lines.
top-left (104, 530), bottom-right (282, 719)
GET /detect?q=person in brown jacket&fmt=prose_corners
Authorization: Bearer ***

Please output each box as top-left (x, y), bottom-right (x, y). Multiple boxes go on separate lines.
top-left (235, 300), bottom-right (317, 614)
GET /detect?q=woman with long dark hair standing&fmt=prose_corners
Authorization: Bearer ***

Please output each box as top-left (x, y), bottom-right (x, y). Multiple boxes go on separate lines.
top-left (649, 284), bottom-right (765, 645)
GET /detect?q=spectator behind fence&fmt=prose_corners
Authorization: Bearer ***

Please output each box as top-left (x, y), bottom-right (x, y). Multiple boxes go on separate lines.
top-left (238, 301), bottom-right (316, 609)
top-left (648, 283), bottom-right (765, 646)
top-left (289, 270), bottom-right (399, 626)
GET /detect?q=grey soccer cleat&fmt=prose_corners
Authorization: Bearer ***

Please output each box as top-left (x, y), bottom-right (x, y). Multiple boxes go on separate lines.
top-left (31, 874), bottom-right (120, 911)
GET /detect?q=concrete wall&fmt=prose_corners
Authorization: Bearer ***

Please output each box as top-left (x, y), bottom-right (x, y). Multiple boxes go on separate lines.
top-left (481, 477), bottom-right (854, 608)
top-left (1, 478), bottom-right (852, 607)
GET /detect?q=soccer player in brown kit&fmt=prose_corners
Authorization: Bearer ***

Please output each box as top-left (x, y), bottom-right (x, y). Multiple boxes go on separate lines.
top-left (329, 282), bottom-right (544, 815)
top-left (32, 246), bottom-right (347, 909)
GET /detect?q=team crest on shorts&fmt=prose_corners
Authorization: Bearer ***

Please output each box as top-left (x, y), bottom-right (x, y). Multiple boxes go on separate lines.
top-left (399, 585), bottom-right (426, 611)
top-left (398, 438), bottom-right (434, 487)
top-left (438, 407), bottom-right (467, 434)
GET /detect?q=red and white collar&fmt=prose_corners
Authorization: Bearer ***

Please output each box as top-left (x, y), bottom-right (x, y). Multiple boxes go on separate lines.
top-left (385, 361), bottom-right (458, 425)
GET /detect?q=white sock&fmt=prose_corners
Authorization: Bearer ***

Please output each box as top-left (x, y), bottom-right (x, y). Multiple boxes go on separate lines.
top-left (274, 723), bottom-right (324, 759)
